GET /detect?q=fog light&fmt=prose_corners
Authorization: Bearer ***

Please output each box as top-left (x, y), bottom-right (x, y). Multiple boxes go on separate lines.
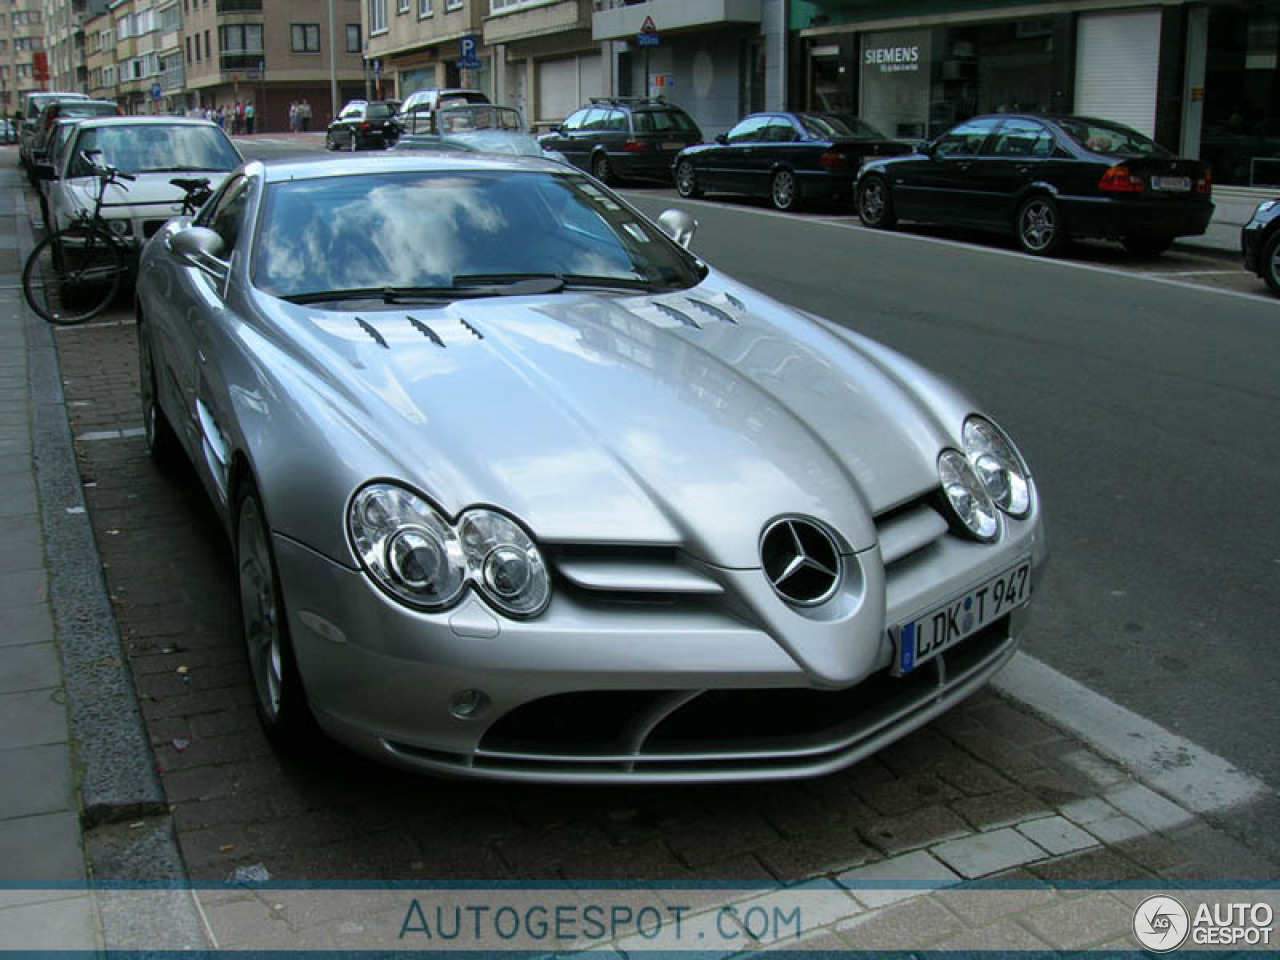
top-left (450, 689), bottom-right (489, 719)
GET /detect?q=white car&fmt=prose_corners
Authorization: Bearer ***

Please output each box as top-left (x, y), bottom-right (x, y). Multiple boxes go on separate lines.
top-left (43, 116), bottom-right (242, 248)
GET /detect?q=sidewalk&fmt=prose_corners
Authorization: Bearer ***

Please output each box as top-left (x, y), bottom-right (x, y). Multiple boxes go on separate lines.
top-left (0, 147), bottom-right (1275, 954)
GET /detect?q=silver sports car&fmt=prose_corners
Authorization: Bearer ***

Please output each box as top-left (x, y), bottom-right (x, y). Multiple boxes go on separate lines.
top-left (137, 154), bottom-right (1046, 783)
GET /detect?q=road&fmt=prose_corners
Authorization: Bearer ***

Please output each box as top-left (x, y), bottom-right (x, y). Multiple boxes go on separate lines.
top-left (36, 136), bottom-right (1280, 891)
top-left (239, 135), bottom-right (1280, 791)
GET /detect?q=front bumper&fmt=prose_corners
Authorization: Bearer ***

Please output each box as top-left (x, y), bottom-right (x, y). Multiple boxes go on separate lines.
top-left (272, 493), bottom-right (1046, 782)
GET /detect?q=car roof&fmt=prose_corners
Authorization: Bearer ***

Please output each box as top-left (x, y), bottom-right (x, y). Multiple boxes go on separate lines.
top-left (258, 153), bottom-right (564, 184)
top-left (70, 116), bottom-right (224, 130)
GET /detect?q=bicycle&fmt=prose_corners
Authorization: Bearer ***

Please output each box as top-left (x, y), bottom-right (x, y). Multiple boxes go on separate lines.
top-left (21, 154), bottom-right (213, 325)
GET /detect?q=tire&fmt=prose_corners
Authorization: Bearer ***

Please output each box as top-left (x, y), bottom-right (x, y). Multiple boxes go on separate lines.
top-left (591, 151), bottom-right (614, 185)
top-left (137, 321), bottom-right (180, 466)
top-left (1015, 194), bottom-right (1067, 256)
top-left (324, 131), bottom-right (337, 151)
top-left (22, 227), bottom-right (125, 325)
top-left (349, 132), bottom-right (358, 152)
top-left (675, 160), bottom-right (701, 199)
top-left (236, 482), bottom-right (315, 747)
top-left (770, 169), bottom-right (800, 212)
top-left (857, 174), bottom-right (896, 228)
top-left (1123, 235), bottom-right (1174, 258)
top-left (1262, 231), bottom-right (1280, 297)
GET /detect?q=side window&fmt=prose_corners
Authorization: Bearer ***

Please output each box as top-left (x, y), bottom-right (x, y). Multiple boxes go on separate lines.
top-left (934, 117), bottom-right (1001, 157)
top-left (726, 116), bottom-right (768, 144)
top-left (607, 109), bottom-right (627, 132)
top-left (581, 108), bottom-right (609, 131)
top-left (763, 119), bottom-right (797, 143)
top-left (992, 119), bottom-right (1055, 158)
top-left (561, 109), bottom-right (588, 132)
top-left (197, 176), bottom-right (250, 255)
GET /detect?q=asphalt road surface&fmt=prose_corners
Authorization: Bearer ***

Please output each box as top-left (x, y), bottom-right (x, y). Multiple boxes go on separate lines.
top-left (237, 136), bottom-right (1280, 790)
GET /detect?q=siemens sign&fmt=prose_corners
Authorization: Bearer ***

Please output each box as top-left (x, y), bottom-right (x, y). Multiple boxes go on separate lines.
top-left (865, 45), bottom-right (920, 72)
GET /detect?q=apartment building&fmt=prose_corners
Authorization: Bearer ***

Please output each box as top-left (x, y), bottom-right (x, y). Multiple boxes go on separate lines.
top-left (0, 4), bottom-right (49, 118)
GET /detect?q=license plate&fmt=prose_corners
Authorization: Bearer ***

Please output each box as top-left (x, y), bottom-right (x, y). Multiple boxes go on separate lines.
top-left (662, 142), bottom-right (684, 151)
top-left (1151, 176), bottom-right (1190, 192)
top-left (894, 561), bottom-right (1031, 675)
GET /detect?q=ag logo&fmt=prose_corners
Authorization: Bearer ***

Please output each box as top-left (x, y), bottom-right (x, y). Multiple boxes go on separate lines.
top-left (1133, 895), bottom-right (1190, 952)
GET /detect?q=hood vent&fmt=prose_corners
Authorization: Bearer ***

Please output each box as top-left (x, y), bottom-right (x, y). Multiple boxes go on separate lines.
top-left (685, 298), bottom-right (737, 325)
top-left (459, 316), bottom-right (484, 340)
top-left (655, 302), bottom-right (699, 329)
top-left (725, 292), bottom-right (745, 312)
top-left (407, 316), bottom-right (445, 348)
top-left (355, 317), bottom-right (389, 349)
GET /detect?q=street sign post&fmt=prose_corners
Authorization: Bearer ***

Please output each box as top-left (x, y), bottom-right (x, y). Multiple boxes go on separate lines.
top-left (151, 81), bottom-right (163, 101)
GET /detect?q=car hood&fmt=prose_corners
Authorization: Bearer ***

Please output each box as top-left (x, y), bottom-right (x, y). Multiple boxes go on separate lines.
top-left (265, 272), bottom-right (958, 568)
top-left (65, 171), bottom-right (230, 216)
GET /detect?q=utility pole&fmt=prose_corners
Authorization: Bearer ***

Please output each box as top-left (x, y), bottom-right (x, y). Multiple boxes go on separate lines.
top-left (327, 0), bottom-right (339, 123)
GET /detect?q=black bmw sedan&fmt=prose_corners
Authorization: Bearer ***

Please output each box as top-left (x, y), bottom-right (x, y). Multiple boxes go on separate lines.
top-left (856, 114), bottom-right (1214, 257)
top-left (673, 112), bottom-right (913, 211)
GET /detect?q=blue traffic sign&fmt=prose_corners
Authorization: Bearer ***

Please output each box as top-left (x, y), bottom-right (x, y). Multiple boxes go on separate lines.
top-left (637, 32), bottom-right (660, 46)
top-left (150, 82), bottom-right (163, 101)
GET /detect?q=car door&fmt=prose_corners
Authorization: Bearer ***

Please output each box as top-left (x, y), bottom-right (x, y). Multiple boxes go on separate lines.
top-left (715, 116), bottom-right (770, 193)
top-left (969, 117), bottom-right (1061, 227)
top-left (545, 108), bottom-right (593, 171)
top-left (756, 116), bottom-right (805, 196)
top-left (893, 116), bottom-right (1002, 224)
top-left (166, 175), bottom-right (252, 508)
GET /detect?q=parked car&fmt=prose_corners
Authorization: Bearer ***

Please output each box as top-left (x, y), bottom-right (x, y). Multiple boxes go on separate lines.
top-left (856, 113), bottom-right (1214, 257)
top-left (19, 91), bottom-right (89, 173)
top-left (674, 111), bottom-right (913, 211)
top-left (391, 104), bottom-right (569, 163)
top-left (326, 100), bottom-right (400, 151)
top-left (540, 96), bottom-right (702, 185)
top-left (135, 152), bottom-right (1046, 781)
top-left (30, 100), bottom-right (122, 165)
top-left (37, 117), bottom-right (243, 249)
top-left (393, 88), bottom-right (490, 135)
top-left (1241, 197), bottom-right (1280, 296)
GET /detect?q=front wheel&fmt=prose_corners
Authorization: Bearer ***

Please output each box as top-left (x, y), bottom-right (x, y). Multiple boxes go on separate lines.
top-left (1123, 235), bottom-right (1174, 258)
top-left (324, 131), bottom-right (337, 151)
top-left (138, 322), bottom-right (180, 466)
top-left (857, 175), bottom-right (896, 228)
top-left (591, 152), bottom-right (614, 185)
top-left (1015, 195), bottom-right (1067, 256)
top-left (675, 160), bottom-right (702, 198)
top-left (237, 483), bottom-right (314, 747)
top-left (349, 132), bottom-right (359, 152)
top-left (771, 170), bottom-right (800, 211)
top-left (22, 227), bottom-right (125, 325)
top-left (1262, 231), bottom-right (1280, 297)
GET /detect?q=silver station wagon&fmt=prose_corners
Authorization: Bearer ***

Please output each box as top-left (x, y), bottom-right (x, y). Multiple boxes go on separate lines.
top-left (136, 154), bottom-right (1047, 783)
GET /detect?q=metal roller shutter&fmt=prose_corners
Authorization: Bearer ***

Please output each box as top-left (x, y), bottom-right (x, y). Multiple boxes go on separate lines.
top-left (1074, 8), bottom-right (1161, 136)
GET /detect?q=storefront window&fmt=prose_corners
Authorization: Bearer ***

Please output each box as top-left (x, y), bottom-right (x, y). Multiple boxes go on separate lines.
top-left (1201, 5), bottom-right (1280, 187)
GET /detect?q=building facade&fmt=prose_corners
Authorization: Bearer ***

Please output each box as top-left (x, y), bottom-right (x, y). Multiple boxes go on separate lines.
top-left (1, 3), bottom-right (48, 118)
top-left (364, 0), bottom-right (486, 105)
top-left (789, 0), bottom-right (1280, 188)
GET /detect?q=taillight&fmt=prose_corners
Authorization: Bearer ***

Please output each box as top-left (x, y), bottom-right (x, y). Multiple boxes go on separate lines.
top-left (360, 121), bottom-right (372, 131)
top-left (1098, 165), bottom-right (1144, 193)
top-left (1196, 169), bottom-right (1212, 196)
top-left (820, 151), bottom-right (849, 170)
top-left (623, 139), bottom-right (649, 153)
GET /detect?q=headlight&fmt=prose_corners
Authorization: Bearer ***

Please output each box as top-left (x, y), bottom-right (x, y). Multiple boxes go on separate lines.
top-left (1254, 199), bottom-right (1279, 219)
top-left (348, 484), bottom-right (550, 618)
top-left (938, 449), bottom-right (999, 541)
top-left (962, 416), bottom-right (1031, 518)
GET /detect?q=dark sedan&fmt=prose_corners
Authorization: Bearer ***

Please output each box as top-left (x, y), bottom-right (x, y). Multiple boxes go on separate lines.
top-left (856, 114), bottom-right (1214, 257)
top-left (674, 112), bottom-right (912, 211)
top-left (1241, 197), bottom-right (1280, 296)
top-left (325, 100), bottom-right (399, 151)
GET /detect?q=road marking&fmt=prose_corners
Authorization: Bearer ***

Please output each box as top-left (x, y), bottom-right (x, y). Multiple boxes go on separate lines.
top-left (1153, 269), bottom-right (1246, 277)
top-left (625, 193), bottom-right (1275, 304)
top-left (994, 653), bottom-right (1270, 814)
top-left (76, 427), bottom-right (145, 442)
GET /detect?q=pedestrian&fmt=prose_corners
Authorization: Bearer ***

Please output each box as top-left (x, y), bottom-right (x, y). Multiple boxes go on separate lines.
top-left (215, 104), bottom-right (225, 128)
top-left (288, 100), bottom-right (298, 133)
top-left (300, 98), bottom-right (312, 132)
top-left (245, 100), bottom-right (255, 134)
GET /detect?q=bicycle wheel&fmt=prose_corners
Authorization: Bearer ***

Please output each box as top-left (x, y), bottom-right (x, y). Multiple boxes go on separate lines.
top-left (23, 226), bottom-right (126, 325)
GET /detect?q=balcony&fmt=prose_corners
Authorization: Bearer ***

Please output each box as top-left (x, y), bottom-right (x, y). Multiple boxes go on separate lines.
top-left (161, 64), bottom-right (184, 90)
top-left (216, 0), bottom-right (263, 12)
top-left (219, 51), bottom-right (263, 71)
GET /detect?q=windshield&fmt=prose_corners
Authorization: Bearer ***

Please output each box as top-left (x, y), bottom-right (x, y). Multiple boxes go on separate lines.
top-left (437, 106), bottom-right (524, 134)
top-left (803, 113), bottom-right (890, 141)
top-left (68, 124), bottom-right (242, 176)
top-left (1057, 118), bottom-right (1171, 157)
top-left (56, 103), bottom-right (118, 119)
top-left (253, 169), bottom-right (706, 301)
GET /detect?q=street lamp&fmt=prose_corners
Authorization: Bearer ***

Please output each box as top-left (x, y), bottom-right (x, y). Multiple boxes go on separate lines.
top-left (327, 0), bottom-right (339, 122)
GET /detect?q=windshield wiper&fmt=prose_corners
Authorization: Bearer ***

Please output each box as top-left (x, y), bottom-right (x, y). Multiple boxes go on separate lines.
top-left (453, 273), bottom-right (657, 293)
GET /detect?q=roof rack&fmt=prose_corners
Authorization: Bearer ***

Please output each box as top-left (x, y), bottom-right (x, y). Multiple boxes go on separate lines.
top-left (588, 95), bottom-right (667, 106)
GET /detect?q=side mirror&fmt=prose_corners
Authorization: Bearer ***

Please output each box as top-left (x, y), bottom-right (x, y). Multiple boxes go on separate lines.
top-left (170, 226), bottom-right (229, 282)
top-left (656, 209), bottom-right (697, 248)
top-left (548, 125), bottom-right (563, 135)
top-left (715, 133), bottom-right (729, 145)
top-left (920, 141), bottom-right (937, 158)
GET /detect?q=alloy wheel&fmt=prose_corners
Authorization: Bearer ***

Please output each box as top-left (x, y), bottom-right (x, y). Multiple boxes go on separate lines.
top-left (238, 496), bottom-right (283, 723)
top-left (675, 161), bottom-right (699, 198)
top-left (771, 170), bottom-right (797, 211)
top-left (1017, 197), bottom-right (1062, 255)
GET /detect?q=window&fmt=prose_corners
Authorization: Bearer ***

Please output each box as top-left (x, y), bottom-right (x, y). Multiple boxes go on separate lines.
top-left (28, 10), bottom-right (39, 23)
top-left (346, 24), bottom-right (361, 52)
top-left (0, 14), bottom-right (6, 27)
top-left (290, 23), bottom-right (319, 52)
top-left (934, 117), bottom-right (1001, 157)
top-left (417, 0), bottom-right (430, 18)
top-left (116, 15), bottom-right (130, 39)
top-left (205, 30), bottom-right (211, 58)
top-left (103, 29), bottom-right (113, 47)
top-left (397, 0), bottom-right (408, 13)
top-left (194, 34), bottom-right (201, 61)
top-left (160, 5), bottom-right (180, 32)
top-left (17, 64), bottom-right (31, 79)
top-left (186, 36), bottom-right (192, 62)
top-left (0, 40), bottom-right (6, 54)
top-left (726, 116), bottom-right (768, 144)
top-left (368, 0), bottom-right (386, 34)
top-left (445, 0), bottom-right (461, 9)
top-left (992, 118), bottom-right (1055, 158)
